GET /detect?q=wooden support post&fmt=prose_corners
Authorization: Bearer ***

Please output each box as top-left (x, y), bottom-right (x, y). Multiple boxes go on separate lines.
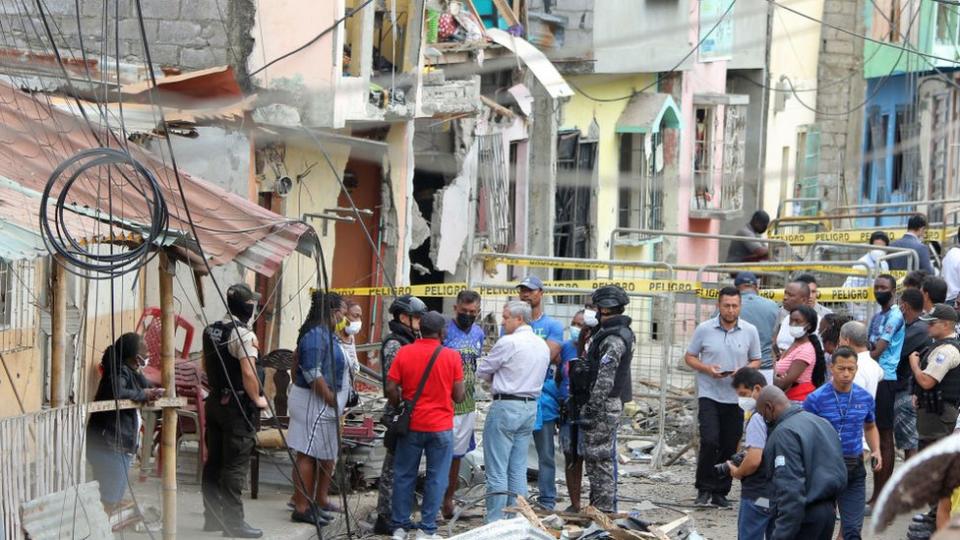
top-left (159, 252), bottom-right (178, 539)
top-left (50, 256), bottom-right (67, 408)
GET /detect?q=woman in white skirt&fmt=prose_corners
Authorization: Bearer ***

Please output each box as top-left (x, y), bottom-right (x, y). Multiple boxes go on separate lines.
top-left (288, 291), bottom-right (348, 526)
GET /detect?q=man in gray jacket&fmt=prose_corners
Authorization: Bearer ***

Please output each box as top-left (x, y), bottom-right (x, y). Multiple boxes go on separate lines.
top-left (755, 386), bottom-right (847, 540)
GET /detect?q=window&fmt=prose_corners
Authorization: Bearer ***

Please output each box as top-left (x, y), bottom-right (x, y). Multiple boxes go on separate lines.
top-left (690, 103), bottom-right (745, 215)
top-left (937, 3), bottom-right (958, 45)
top-left (617, 133), bottom-right (664, 231)
top-left (555, 129), bottom-right (597, 303)
top-left (794, 125), bottom-right (821, 216)
top-left (693, 107), bottom-right (713, 209)
top-left (720, 104), bottom-right (746, 212)
top-left (889, 0), bottom-right (902, 42)
top-left (476, 133), bottom-right (511, 250)
top-left (0, 260), bottom-right (11, 328)
top-left (893, 105), bottom-right (919, 196)
top-left (930, 93), bottom-right (950, 222)
top-left (0, 259), bottom-right (37, 353)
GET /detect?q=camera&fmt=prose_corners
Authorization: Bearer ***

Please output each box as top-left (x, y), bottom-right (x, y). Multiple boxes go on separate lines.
top-left (714, 451), bottom-right (746, 476)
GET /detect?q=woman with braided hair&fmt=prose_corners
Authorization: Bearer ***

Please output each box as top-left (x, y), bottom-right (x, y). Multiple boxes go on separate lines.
top-left (287, 290), bottom-right (348, 526)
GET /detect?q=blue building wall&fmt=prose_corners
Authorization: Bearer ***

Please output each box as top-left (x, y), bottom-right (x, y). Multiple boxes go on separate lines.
top-left (860, 74), bottom-right (915, 228)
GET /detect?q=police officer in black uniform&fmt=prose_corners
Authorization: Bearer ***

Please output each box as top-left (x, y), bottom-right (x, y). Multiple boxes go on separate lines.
top-left (568, 285), bottom-right (635, 512)
top-left (202, 283), bottom-right (268, 538)
top-left (373, 294), bottom-right (427, 534)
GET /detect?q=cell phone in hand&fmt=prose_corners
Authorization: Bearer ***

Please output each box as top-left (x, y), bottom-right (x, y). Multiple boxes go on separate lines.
top-left (870, 456), bottom-right (879, 469)
top-left (719, 370), bottom-right (734, 377)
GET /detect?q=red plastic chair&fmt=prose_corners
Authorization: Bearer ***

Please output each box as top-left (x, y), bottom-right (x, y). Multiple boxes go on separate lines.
top-left (151, 360), bottom-right (208, 482)
top-left (136, 307), bottom-right (195, 385)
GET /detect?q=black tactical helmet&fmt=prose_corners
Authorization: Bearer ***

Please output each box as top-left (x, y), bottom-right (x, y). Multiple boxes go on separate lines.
top-left (389, 294), bottom-right (428, 317)
top-left (592, 285), bottom-right (629, 309)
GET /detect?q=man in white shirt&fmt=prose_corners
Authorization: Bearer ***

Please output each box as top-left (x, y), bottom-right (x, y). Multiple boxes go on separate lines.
top-left (942, 228), bottom-right (960, 305)
top-left (838, 321), bottom-right (884, 398)
top-left (477, 301), bottom-right (551, 523)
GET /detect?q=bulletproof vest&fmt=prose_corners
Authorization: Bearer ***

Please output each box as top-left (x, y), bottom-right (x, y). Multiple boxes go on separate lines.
top-left (203, 320), bottom-right (246, 398)
top-left (917, 338), bottom-right (960, 404)
top-left (573, 315), bottom-right (636, 404)
top-left (380, 320), bottom-right (416, 396)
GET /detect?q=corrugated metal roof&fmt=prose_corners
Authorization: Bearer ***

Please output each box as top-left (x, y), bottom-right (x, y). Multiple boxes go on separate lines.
top-left (0, 81), bottom-right (313, 275)
top-left (20, 482), bottom-right (111, 540)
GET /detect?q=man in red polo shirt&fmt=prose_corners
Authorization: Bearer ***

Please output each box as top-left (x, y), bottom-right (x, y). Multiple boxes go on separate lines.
top-left (386, 311), bottom-right (465, 539)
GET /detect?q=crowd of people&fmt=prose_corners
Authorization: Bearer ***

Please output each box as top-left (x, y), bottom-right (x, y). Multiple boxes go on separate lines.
top-left (83, 212), bottom-right (960, 540)
top-left (696, 218), bottom-right (960, 540)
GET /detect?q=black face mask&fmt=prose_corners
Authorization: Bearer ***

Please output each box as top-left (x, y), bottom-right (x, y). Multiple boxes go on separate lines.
top-left (229, 298), bottom-right (255, 325)
top-left (456, 312), bottom-right (476, 329)
top-left (875, 291), bottom-right (893, 306)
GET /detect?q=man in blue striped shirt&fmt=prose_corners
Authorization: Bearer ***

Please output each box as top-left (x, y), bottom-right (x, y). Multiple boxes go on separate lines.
top-left (803, 347), bottom-right (882, 540)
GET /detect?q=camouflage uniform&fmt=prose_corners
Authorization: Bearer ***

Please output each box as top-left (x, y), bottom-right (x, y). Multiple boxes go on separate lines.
top-left (580, 333), bottom-right (630, 513)
top-left (375, 336), bottom-right (406, 522)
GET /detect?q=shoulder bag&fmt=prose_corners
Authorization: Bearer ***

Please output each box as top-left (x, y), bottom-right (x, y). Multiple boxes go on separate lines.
top-left (383, 345), bottom-right (444, 451)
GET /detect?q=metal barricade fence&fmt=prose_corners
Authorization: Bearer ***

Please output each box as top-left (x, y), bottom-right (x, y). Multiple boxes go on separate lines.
top-left (470, 282), bottom-right (676, 468)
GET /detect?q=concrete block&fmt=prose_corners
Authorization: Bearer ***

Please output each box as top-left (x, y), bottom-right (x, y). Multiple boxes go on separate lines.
top-left (147, 43), bottom-right (180, 65)
top-left (41, 0), bottom-right (74, 16)
top-left (139, 0), bottom-right (179, 19)
top-left (158, 19), bottom-right (203, 45)
top-left (199, 23), bottom-right (228, 47)
top-left (118, 17), bottom-right (159, 40)
top-left (179, 45), bottom-right (220, 68)
top-left (186, 0), bottom-right (228, 21)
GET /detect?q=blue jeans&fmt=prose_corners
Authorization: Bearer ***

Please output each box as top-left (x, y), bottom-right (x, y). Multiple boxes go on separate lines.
top-left (738, 497), bottom-right (774, 539)
top-left (483, 399), bottom-right (537, 523)
top-left (533, 420), bottom-right (557, 509)
top-left (391, 429), bottom-right (454, 534)
top-left (838, 459), bottom-right (866, 540)
top-left (87, 441), bottom-right (132, 505)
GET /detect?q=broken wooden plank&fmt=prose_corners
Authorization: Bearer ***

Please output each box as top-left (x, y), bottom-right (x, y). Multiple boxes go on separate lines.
top-left (583, 505), bottom-right (616, 530)
top-left (516, 496), bottom-right (551, 532)
top-left (491, 0), bottom-right (520, 26)
top-left (650, 516), bottom-right (692, 540)
top-left (480, 95), bottom-right (515, 119)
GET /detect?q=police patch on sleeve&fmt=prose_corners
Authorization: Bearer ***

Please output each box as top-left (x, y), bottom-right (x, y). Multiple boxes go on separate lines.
top-left (600, 353), bottom-right (615, 365)
top-left (774, 455), bottom-right (785, 468)
top-left (936, 353), bottom-right (946, 365)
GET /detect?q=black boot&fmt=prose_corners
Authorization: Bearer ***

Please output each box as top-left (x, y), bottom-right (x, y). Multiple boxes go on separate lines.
top-left (222, 521), bottom-right (263, 538)
top-left (373, 514), bottom-right (394, 535)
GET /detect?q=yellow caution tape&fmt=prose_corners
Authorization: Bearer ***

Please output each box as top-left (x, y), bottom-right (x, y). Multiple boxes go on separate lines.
top-left (477, 254), bottom-right (909, 278)
top-left (327, 280), bottom-right (877, 302)
top-left (769, 228), bottom-right (949, 246)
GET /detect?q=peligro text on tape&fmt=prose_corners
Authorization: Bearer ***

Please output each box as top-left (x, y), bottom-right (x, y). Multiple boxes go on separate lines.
top-left (769, 228), bottom-right (947, 246)
top-left (325, 280), bottom-right (877, 303)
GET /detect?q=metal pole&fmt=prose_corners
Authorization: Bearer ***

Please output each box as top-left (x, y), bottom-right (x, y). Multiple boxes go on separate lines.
top-left (159, 251), bottom-right (178, 539)
top-left (608, 228), bottom-right (797, 261)
top-left (50, 256), bottom-right (67, 408)
top-left (832, 198), bottom-right (960, 212)
top-left (655, 293), bottom-right (671, 470)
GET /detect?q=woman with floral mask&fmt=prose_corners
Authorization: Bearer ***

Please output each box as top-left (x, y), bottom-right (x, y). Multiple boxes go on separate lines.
top-left (774, 305), bottom-right (827, 402)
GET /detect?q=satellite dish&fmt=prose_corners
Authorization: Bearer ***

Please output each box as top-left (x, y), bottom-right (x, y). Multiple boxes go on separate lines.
top-left (275, 175), bottom-right (293, 197)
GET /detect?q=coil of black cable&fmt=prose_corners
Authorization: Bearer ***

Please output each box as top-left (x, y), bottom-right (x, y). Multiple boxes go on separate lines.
top-left (39, 147), bottom-right (169, 279)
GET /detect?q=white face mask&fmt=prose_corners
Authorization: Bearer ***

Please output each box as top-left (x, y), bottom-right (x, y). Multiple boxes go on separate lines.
top-left (583, 309), bottom-right (599, 327)
top-left (870, 249), bottom-right (886, 261)
top-left (345, 320), bottom-right (362, 336)
top-left (137, 354), bottom-right (148, 369)
top-left (788, 325), bottom-right (807, 339)
top-left (738, 396), bottom-right (756, 413)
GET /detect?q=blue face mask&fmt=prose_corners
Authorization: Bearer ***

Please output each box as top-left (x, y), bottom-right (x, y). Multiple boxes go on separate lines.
top-left (569, 326), bottom-right (581, 342)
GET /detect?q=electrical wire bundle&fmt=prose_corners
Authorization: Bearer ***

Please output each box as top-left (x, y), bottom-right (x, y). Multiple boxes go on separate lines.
top-left (39, 147), bottom-right (169, 279)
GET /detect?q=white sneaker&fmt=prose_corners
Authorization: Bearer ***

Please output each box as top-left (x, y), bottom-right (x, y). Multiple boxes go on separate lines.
top-left (415, 531), bottom-right (443, 540)
top-left (392, 529), bottom-right (408, 540)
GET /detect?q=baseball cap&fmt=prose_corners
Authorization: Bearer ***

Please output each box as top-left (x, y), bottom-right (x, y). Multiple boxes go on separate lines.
top-left (920, 303), bottom-right (959, 323)
top-left (517, 276), bottom-right (544, 291)
top-left (734, 272), bottom-right (759, 287)
top-left (420, 311), bottom-right (446, 335)
top-left (227, 283), bottom-right (261, 304)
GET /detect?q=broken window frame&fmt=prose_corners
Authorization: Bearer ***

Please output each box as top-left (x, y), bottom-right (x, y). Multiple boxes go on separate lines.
top-left (930, 91), bottom-right (950, 223)
top-left (692, 106), bottom-right (714, 210)
top-left (793, 124), bottom-right (821, 217)
top-left (554, 129), bottom-right (597, 304)
top-left (476, 133), bottom-right (512, 251)
top-left (0, 259), bottom-right (37, 353)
